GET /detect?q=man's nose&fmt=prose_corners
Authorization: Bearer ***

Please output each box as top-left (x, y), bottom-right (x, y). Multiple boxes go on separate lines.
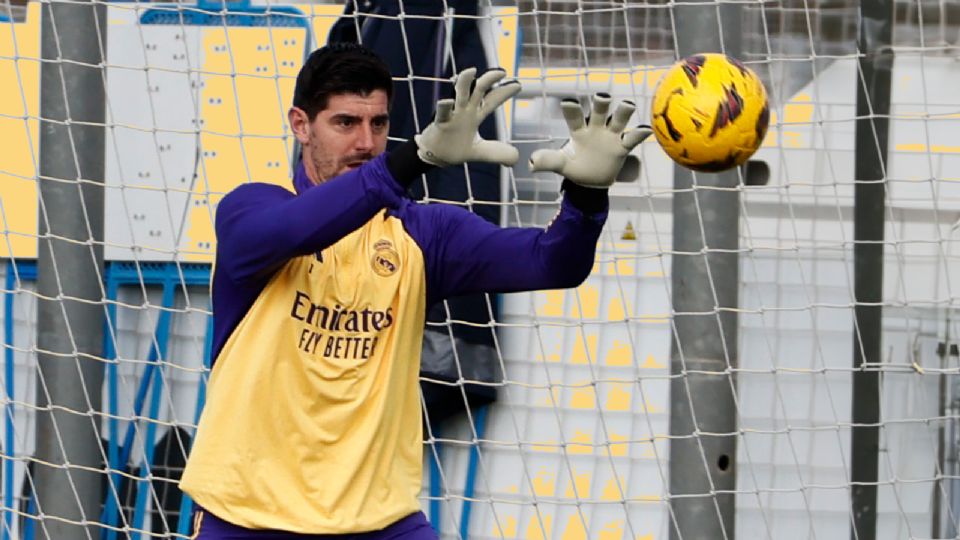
top-left (355, 124), bottom-right (375, 151)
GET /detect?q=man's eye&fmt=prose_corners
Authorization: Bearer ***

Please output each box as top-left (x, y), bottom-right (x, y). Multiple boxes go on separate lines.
top-left (337, 118), bottom-right (355, 127)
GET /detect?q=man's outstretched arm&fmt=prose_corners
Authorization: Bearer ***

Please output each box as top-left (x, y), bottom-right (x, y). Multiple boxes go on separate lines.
top-left (421, 93), bottom-right (653, 301)
top-left (419, 181), bottom-right (609, 302)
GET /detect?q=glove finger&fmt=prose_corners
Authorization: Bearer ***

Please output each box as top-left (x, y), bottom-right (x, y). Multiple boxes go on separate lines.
top-left (606, 100), bottom-right (636, 133)
top-left (620, 124), bottom-right (654, 150)
top-left (529, 148), bottom-right (567, 173)
top-left (469, 68), bottom-right (507, 108)
top-left (434, 99), bottom-right (455, 124)
top-left (560, 99), bottom-right (585, 133)
top-left (479, 80), bottom-right (521, 118)
top-left (454, 67), bottom-right (477, 110)
top-left (587, 93), bottom-right (612, 128)
top-left (473, 139), bottom-right (519, 166)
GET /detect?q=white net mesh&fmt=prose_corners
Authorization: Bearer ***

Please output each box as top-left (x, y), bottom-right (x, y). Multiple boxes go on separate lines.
top-left (1, 0), bottom-right (959, 539)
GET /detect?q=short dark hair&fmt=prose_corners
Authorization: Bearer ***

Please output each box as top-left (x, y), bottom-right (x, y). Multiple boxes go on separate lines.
top-left (293, 43), bottom-right (394, 120)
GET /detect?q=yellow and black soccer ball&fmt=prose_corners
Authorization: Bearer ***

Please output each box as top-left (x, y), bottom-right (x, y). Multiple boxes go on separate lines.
top-left (651, 53), bottom-right (770, 172)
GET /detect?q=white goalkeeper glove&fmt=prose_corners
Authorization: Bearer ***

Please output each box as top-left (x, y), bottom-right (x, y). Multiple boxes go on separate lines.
top-left (415, 67), bottom-right (521, 168)
top-left (529, 94), bottom-right (653, 188)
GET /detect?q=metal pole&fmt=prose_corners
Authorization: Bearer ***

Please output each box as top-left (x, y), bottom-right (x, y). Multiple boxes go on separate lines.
top-left (668, 3), bottom-right (742, 540)
top-left (933, 339), bottom-right (956, 538)
top-left (35, 0), bottom-right (107, 535)
top-left (950, 373), bottom-right (960, 539)
top-left (850, 2), bottom-right (893, 539)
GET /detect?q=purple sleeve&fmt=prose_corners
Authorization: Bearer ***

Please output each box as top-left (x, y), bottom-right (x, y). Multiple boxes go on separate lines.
top-left (215, 154), bottom-right (406, 285)
top-left (414, 196), bottom-right (606, 303)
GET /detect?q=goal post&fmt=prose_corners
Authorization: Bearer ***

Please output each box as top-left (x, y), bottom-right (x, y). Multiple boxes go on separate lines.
top-left (851, 1), bottom-right (895, 539)
top-left (666, 3), bottom-right (744, 540)
top-left (34, 0), bottom-right (106, 536)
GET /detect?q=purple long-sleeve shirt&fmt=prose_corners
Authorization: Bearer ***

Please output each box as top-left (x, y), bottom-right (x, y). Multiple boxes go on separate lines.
top-left (210, 152), bottom-right (607, 362)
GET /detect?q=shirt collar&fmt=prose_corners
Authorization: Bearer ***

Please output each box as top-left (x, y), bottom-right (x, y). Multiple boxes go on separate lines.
top-left (292, 160), bottom-right (312, 195)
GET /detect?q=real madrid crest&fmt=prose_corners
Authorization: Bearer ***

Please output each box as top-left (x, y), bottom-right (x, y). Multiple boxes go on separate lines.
top-left (371, 239), bottom-right (400, 277)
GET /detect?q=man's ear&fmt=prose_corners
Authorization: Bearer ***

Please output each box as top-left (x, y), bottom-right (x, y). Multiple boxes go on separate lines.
top-left (288, 107), bottom-right (311, 146)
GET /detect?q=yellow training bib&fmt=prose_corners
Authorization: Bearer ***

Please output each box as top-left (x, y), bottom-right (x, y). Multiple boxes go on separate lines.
top-left (180, 210), bottom-right (427, 533)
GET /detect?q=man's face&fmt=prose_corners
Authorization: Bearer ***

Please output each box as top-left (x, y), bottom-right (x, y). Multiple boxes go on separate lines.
top-left (289, 90), bottom-right (390, 185)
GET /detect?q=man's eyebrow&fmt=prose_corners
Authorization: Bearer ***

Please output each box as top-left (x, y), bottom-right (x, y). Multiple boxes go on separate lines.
top-left (328, 113), bottom-right (390, 123)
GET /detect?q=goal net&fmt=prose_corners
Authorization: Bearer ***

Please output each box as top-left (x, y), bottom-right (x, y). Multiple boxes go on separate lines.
top-left (1, 0), bottom-right (958, 539)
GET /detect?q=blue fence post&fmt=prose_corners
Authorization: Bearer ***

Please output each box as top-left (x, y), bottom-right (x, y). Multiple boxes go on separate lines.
top-left (129, 268), bottom-right (177, 538)
top-left (3, 262), bottom-right (18, 540)
top-left (100, 267), bottom-right (123, 540)
top-left (2, 261), bottom-right (37, 540)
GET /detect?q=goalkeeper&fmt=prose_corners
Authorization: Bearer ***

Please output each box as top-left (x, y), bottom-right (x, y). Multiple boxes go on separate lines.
top-left (180, 43), bottom-right (650, 539)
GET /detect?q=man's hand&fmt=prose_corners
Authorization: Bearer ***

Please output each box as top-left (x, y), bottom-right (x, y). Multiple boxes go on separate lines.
top-left (415, 67), bottom-right (521, 167)
top-left (530, 94), bottom-right (652, 189)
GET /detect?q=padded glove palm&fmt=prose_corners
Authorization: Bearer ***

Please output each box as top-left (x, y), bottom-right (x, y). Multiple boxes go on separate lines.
top-left (530, 94), bottom-right (652, 188)
top-left (415, 67), bottom-right (521, 168)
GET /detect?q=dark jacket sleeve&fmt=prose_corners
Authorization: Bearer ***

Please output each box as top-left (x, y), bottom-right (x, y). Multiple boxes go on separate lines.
top-left (214, 154), bottom-right (406, 285)
top-left (412, 194), bottom-right (607, 304)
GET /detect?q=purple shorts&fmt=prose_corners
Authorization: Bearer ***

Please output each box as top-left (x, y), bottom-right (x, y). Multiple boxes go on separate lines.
top-left (193, 509), bottom-right (438, 540)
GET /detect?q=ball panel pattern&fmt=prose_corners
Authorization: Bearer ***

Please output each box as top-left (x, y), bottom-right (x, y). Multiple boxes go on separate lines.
top-left (652, 53), bottom-right (770, 172)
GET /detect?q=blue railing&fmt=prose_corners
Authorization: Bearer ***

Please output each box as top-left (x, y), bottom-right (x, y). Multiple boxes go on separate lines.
top-left (99, 263), bottom-right (212, 540)
top-left (140, 1), bottom-right (308, 30)
top-left (0, 260), bottom-right (212, 540)
top-left (3, 260), bottom-right (36, 540)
